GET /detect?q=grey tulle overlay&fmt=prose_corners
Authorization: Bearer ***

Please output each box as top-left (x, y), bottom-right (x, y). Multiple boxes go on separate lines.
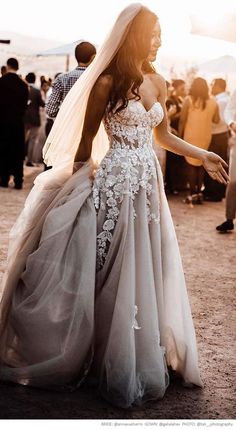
top-left (0, 101), bottom-right (202, 408)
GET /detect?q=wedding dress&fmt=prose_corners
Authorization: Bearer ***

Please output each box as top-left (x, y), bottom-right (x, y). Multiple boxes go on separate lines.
top-left (0, 98), bottom-right (202, 408)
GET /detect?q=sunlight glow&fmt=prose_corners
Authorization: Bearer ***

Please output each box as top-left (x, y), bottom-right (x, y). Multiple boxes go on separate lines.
top-left (1, 0), bottom-right (236, 76)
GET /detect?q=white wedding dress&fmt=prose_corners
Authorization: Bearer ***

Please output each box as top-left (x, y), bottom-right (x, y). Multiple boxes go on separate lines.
top-left (0, 99), bottom-right (202, 408)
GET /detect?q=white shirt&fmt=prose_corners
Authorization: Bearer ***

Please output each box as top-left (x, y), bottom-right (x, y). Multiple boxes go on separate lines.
top-left (224, 89), bottom-right (236, 126)
top-left (212, 91), bottom-right (230, 135)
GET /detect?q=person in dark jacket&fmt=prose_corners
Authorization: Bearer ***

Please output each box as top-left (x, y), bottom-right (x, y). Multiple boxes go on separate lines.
top-left (0, 58), bottom-right (28, 189)
top-left (24, 72), bottom-right (45, 166)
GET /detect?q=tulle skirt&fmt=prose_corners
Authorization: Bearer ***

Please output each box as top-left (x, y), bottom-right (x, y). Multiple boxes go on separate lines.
top-left (0, 156), bottom-right (202, 408)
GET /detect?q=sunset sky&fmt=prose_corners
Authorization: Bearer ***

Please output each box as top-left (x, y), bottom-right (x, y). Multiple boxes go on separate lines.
top-left (1, 0), bottom-right (236, 61)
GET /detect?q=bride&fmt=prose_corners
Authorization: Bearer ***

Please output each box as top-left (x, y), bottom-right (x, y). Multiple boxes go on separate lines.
top-left (0, 4), bottom-right (228, 408)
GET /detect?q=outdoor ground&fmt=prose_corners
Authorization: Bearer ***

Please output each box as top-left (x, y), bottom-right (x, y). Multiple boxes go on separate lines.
top-left (0, 166), bottom-right (235, 420)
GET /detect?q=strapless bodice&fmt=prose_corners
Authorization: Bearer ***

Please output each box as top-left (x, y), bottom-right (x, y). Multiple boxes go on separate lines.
top-left (103, 99), bottom-right (164, 150)
top-left (93, 100), bottom-right (164, 270)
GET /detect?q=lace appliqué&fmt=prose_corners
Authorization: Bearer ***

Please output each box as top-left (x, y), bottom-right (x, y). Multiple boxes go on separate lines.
top-left (93, 149), bottom-right (160, 270)
top-left (92, 100), bottom-right (164, 271)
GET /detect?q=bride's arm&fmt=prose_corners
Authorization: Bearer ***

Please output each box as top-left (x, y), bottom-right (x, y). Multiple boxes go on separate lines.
top-left (153, 75), bottom-right (205, 159)
top-left (74, 75), bottom-right (112, 163)
top-left (152, 74), bottom-right (229, 184)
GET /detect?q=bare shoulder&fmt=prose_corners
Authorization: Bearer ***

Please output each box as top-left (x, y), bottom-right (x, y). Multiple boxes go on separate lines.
top-left (94, 74), bottom-right (113, 93)
top-left (149, 73), bottom-right (167, 98)
top-left (88, 74), bottom-right (113, 105)
top-left (150, 73), bottom-right (166, 88)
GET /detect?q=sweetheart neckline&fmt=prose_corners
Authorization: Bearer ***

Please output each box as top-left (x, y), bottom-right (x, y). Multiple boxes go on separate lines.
top-left (129, 99), bottom-right (162, 114)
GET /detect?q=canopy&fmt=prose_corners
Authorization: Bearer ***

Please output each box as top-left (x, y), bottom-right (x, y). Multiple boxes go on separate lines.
top-left (37, 40), bottom-right (88, 71)
top-left (198, 55), bottom-right (236, 73)
top-left (37, 40), bottom-right (84, 57)
top-left (190, 14), bottom-right (236, 43)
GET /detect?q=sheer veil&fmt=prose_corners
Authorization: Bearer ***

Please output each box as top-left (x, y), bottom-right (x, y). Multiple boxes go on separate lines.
top-left (43, 2), bottom-right (143, 168)
top-left (0, 3), bottom-right (143, 326)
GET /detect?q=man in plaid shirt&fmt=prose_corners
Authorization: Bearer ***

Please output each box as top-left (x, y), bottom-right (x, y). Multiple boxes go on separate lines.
top-left (46, 41), bottom-right (96, 120)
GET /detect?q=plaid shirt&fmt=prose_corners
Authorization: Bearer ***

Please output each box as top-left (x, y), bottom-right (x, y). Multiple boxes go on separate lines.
top-left (45, 66), bottom-right (86, 118)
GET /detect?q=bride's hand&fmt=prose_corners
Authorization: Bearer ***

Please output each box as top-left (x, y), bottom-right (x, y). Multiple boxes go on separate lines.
top-left (202, 152), bottom-right (229, 185)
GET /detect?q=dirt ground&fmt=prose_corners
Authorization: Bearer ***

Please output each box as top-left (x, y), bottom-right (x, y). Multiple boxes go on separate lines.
top-left (0, 166), bottom-right (235, 420)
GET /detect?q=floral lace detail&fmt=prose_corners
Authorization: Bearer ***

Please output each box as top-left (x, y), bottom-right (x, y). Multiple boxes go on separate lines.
top-left (92, 100), bottom-right (164, 271)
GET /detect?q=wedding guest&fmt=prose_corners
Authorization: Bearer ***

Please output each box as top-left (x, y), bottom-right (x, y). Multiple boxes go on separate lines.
top-left (40, 75), bottom-right (46, 85)
top-left (44, 73), bottom-right (62, 137)
top-left (217, 89), bottom-right (236, 232)
top-left (1, 65), bottom-right (6, 76)
top-left (33, 79), bottom-right (50, 163)
top-left (44, 42), bottom-right (96, 170)
top-left (204, 78), bottom-right (230, 201)
top-left (24, 72), bottom-right (45, 166)
top-left (46, 41), bottom-right (96, 119)
top-left (165, 80), bottom-right (173, 99)
top-left (0, 58), bottom-right (28, 189)
top-left (166, 79), bottom-right (186, 133)
top-left (41, 79), bottom-right (50, 98)
top-left (179, 77), bottom-right (219, 204)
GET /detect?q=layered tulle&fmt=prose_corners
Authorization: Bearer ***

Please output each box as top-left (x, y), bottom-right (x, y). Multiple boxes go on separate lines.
top-left (0, 154), bottom-right (202, 408)
top-left (0, 2), bottom-right (202, 408)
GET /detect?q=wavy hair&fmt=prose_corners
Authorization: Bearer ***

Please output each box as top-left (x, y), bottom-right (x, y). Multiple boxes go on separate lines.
top-left (103, 7), bottom-right (158, 113)
top-left (189, 77), bottom-right (209, 110)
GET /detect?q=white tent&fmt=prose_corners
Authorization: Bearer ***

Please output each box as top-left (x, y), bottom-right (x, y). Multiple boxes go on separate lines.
top-left (198, 55), bottom-right (236, 74)
top-left (190, 14), bottom-right (236, 43)
top-left (37, 40), bottom-right (84, 71)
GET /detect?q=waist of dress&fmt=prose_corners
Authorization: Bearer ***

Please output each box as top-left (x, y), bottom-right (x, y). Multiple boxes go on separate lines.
top-left (105, 143), bottom-right (156, 168)
top-left (109, 138), bottom-right (154, 151)
top-left (107, 131), bottom-right (153, 150)
top-left (105, 122), bottom-right (152, 139)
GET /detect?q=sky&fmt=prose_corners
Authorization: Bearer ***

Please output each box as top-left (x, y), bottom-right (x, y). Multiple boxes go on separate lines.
top-left (1, 0), bottom-right (236, 64)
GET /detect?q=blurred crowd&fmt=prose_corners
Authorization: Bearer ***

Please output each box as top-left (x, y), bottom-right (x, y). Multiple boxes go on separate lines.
top-left (156, 77), bottom-right (230, 202)
top-left (0, 42), bottom-right (96, 188)
top-left (0, 42), bottom-right (235, 232)
top-left (158, 76), bottom-right (236, 231)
